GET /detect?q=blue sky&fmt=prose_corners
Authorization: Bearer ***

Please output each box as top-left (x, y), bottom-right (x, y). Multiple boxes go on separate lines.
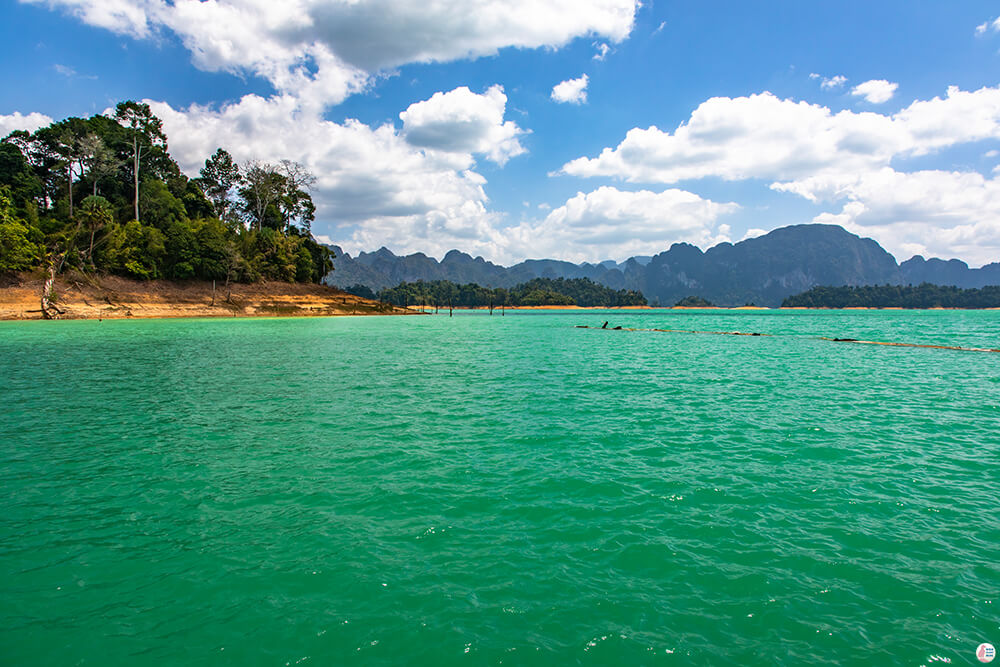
top-left (2, 0), bottom-right (999, 265)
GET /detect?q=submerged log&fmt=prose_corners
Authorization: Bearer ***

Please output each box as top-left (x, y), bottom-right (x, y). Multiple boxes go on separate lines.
top-left (820, 337), bottom-right (1000, 353)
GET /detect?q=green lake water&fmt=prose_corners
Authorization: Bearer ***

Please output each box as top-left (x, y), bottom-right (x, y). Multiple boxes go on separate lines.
top-left (1, 310), bottom-right (998, 665)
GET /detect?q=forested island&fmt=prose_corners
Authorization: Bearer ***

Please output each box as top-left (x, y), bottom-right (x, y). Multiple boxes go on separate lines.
top-left (674, 296), bottom-right (716, 307)
top-left (345, 277), bottom-right (648, 308)
top-left (782, 284), bottom-right (1000, 309)
top-left (0, 101), bottom-right (332, 294)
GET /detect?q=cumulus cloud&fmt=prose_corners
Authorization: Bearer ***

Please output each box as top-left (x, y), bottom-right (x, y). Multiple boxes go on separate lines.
top-left (23, 0), bottom-right (639, 107)
top-left (851, 79), bottom-right (898, 104)
top-left (551, 74), bottom-right (589, 105)
top-left (562, 86), bottom-right (1000, 186)
top-left (399, 85), bottom-right (526, 165)
top-left (503, 186), bottom-right (738, 262)
top-left (138, 83), bottom-right (537, 261)
top-left (0, 111), bottom-right (54, 136)
top-left (562, 85), bottom-right (1000, 262)
top-left (15, 0), bottom-right (648, 262)
top-left (592, 42), bottom-right (611, 60)
top-left (810, 73), bottom-right (847, 90)
top-left (975, 17), bottom-right (1000, 35)
top-left (24, 0), bottom-right (155, 36)
top-left (810, 168), bottom-right (1000, 265)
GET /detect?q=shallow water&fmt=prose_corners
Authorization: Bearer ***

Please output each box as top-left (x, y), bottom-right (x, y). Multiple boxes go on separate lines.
top-left (1, 310), bottom-right (998, 665)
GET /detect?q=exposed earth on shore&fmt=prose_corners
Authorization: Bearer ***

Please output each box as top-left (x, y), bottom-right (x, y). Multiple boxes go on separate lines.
top-left (0, 273), bottom-right (410, 320)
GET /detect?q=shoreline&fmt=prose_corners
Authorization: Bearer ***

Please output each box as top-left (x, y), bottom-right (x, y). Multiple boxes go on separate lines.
top-left (5, 275), bottom-right (998, 320)
top-left (403, 304), bottom-right (999, 312)
top-left (0, 273), bottom-right (413, 321)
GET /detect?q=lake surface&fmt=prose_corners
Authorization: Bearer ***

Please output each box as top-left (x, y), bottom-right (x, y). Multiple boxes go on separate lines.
top-left (1, 310), bottom-right (998, 665)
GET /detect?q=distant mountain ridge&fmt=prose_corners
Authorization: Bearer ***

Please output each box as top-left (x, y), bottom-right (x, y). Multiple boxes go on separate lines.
top-left (324, 224), bottom-right (1000, 307)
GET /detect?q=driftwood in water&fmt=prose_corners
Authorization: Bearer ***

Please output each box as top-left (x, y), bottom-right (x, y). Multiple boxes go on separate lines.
top-left (820, 337), bottom-right (1000, 353)
top-left (574, 325), bottom-right (997, 353)
top-left (576, 325), bottom-right (768, 337)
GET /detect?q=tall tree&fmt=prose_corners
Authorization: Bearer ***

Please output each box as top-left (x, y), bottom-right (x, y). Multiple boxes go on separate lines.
top-left (113, 101), bottom-right (167, 224)
top-left (78, 133), bottom-right (119, 198)
top-left (277, 159), bottom-right (316, 233)
top-left (42, 118), bottom-right (91, 219)
top-left (239, 160), bottom-right (283, 231)
top-left (0, 142), bottom-right (44, 211)
top-left (79, 195), bottom-right (113, 266)
top-left (198, 148), bottom-right (241, 223)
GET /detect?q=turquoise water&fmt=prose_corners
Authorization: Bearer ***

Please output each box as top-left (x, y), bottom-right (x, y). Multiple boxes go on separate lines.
top-left (1, 310), bottom-right (998, 665)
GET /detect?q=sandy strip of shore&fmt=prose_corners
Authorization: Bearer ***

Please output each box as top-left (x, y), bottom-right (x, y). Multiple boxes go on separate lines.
top-left (0, 273), bottom-right (412, 320)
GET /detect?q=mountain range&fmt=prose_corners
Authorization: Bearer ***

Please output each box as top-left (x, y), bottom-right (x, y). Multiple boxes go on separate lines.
top-left (324, 224), bottom-right (1000, 307)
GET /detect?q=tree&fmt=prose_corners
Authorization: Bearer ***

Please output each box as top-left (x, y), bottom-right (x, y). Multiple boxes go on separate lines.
top-left (278, 159), bottom-right (316, 232)
top-left (78, 195), bottom-right (113, 266)
top-left (0, 142), bottom-right (44, 212)
top-left (2, 104), bottom-right (331, 287)
top-left (113, 101), bottom-right (167, 223)
top-left (78, 133), bottom-right (119, 198)
top-left (238, 159), bottom-right (317, 233)
top-left (198, 148), bottom-right (241, 223)
top-left (0, 186), bottom-right (42, 273)
top-left (138, 179), bottom-right (187, 230)
top-left (38, 118), bottom-right (91, 219)
top-left (239, 160), bottom-right (283, 231)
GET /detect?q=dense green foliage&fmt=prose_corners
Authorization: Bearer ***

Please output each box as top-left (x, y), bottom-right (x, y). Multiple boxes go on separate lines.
top-left (674, 295), bottom-right (715, 307)
top-left (353, 277), bottom-right (647, 307)
top-left (0, 103), bottom-right (331, 283)
top-left (782, 283), bottom-right (1000, 308)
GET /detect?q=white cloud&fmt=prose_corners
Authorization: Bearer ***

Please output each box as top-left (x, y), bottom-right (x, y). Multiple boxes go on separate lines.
top-left (563, 86), bottom-right (1000, 186)
top-left (975, 17), bottom-right (1000, 35)
top-left (811, 73), bottom-right (846, 89)
top-left (399, 85), bottom-right (526, 165)
top-left (809, 168), bottom-right (1000, 266)
top-left (551, 74), bottom-right (589, 105)
top-left (503, 186), bottom-right (738, 262)
top-left (52, 63), bottom-right (97, 80)
top-left (562, 85), bottom-right (1000, 262)
top-left (144, 88), bottom-right (523, 260)
top-left (23, 0), bottom-right (156, 36)
top-left (652, 21), bottom-right (666, 35)
top-left (23, 0), bottom-right (639, 108)
top-left (593, 42), bottom-right (611, 60)
top-left (818, 74), bottom-right (847, 90)
top-left (0, 111), bottom-right (54, 137)
top-left (851, 79), bottom-right (898, 104)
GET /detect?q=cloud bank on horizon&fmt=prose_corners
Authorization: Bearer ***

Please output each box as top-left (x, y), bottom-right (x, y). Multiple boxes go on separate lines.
top-left (4, 0), bottom-right (1000, 266)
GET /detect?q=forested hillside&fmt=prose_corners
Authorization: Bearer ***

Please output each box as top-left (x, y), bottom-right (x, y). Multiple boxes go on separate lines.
top-left (0, 102), bottom-right (331, 284)
top-left (782, 284), bottom-right (1000, 308)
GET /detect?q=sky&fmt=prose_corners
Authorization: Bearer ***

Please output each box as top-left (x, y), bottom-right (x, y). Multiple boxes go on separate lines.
top-left (2, 1), bottom-right (999, 267)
